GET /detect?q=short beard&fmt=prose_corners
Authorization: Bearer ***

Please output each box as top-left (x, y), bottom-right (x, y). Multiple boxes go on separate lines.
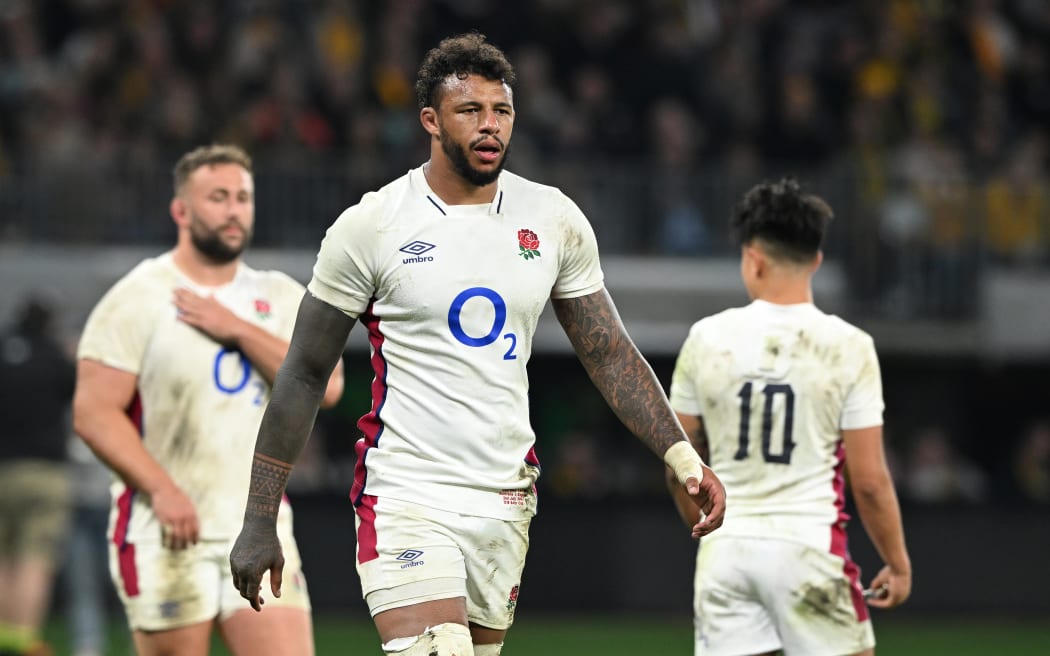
top-left (189, 215), bottom-right (250, 264)
top-left (439, 128), bottom-right (509, 187)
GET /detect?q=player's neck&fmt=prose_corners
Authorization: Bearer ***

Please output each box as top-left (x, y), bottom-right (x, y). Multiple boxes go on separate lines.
top-left (755, 280), bottom-right (814, 305)
top-left (423, 159), bottom-right (498, 206)
top-left (171, 245), bottom-right (240, 287)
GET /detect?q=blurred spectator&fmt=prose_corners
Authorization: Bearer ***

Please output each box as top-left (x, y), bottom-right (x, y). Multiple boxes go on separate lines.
top-left (546, 431), bottom-right (609, 500)
top-left (0, 294), bottom-right (76, 656)
top-left (0, 0), bottom-right (1049, 318)
top-left (647, 96), bottom-right (712, 255)
top-left (981, 131), bottom-right (1049, 265)
top-left (904, 426), bottom-right (989, 504)
top-left (1011, 419), bottom-right (1050, 504)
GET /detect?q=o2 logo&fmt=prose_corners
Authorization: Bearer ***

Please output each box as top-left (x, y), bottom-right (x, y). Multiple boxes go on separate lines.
top-left (213, 347), bottom-right (266, 404)
top-left (447, 287), bottom-right (518, 360)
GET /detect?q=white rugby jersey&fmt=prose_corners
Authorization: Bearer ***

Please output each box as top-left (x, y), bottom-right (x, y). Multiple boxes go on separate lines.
top-left (670, 300), bottom-right (884, 549)
top-left (78, 253), bottom-right (305, 544)
top-left (309, 166), bottom-right (604, 520)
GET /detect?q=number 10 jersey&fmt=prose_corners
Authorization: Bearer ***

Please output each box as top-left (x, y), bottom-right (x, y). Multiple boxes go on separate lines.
top-left (669, 300), bottom-right (884, 549)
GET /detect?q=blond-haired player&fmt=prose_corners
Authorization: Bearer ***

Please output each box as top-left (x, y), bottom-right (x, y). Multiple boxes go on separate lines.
top-left (667, 178), bottom-right (912, 656)
top-left (73, 144), bottom-right (344, 656)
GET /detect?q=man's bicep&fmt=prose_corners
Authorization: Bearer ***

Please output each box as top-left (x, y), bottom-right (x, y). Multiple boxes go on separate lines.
top-left (843, 425), bottom-right (889, 488)
top-left (73, 359), bottom-right (138, 422)
top-left (551, 288), bottom-right (625, 363)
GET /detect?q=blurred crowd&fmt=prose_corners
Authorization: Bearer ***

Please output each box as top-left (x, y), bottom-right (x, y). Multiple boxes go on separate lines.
top-left (1, 0), bottom-right (1049, 289)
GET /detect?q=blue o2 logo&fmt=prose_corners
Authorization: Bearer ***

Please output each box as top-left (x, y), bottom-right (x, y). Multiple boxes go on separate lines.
top-left (212, 347), bottom-right (266, 404)
top-left (213, 347), bottom-right (250, 393)
top-left (448, 287), bottom-right (518, 360)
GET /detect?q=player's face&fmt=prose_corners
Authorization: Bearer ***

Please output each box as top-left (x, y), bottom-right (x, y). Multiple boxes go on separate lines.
top-left (179, 163), bottom-right (255, 263)
top-left (432, 74), bottom-right (514, 186)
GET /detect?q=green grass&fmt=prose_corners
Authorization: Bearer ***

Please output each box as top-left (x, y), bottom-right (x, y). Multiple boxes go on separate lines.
top-left (45, 612), bottom-right (1050, 655)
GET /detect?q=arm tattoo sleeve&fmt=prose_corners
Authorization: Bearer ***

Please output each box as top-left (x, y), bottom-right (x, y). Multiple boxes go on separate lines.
top-left (242, 293), bottom-right (354, 526)
top-left (552, 289), bottom-right (686, 456)
top-left (245, 453), bottom-right (292, 520)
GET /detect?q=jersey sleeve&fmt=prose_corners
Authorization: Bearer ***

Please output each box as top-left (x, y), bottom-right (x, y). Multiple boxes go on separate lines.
top-left (77, 274), bottom-right (154, 375)
top-left (669, 325), bottom-right (704, 417)
top-left (550, 191), bottom-right (605, 299)
top-left (840, 333), bottom-right (884, 430)
top-left (307, 196), bottom-right (381, 318)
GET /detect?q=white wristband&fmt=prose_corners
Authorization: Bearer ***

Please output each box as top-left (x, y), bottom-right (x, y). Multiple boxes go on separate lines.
top-left (664, 441), bottom-right (704, 485)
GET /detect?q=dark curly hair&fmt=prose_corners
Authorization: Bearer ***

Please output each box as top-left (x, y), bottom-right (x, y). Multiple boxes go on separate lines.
top-left (415, 32), bottom-right (516, 109)
top-left (730, 177), bottom-right (833, 263)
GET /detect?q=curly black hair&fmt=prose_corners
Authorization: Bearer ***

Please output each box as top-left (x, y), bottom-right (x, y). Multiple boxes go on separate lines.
top-left (415, 32), bottom-right (516, 109)
top-left (730, 177), bottom-right (833, 263)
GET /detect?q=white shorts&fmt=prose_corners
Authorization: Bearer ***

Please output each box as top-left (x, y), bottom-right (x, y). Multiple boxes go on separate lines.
top-left (110, 519), bottom-right (310, 631)
top-left (355, 495), bottom-right (530, 631)
top-left (693, 536), bottom-right (874, 656)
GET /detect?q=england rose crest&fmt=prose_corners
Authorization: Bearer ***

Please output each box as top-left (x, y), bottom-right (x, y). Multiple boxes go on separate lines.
top-left (506, 584), bottom-right (520, 611)
top-left (517, 229), bottom-right (541, 260)
top-left (254, 299), bottom-right (272, 319)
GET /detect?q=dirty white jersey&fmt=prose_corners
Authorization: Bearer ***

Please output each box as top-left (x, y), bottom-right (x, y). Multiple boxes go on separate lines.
top-left (670, 300), bottom-right (884, 549)
top-left (78, 253), bottom-right (306, 544)
top-left (309, 166), bottom-right (604, 520)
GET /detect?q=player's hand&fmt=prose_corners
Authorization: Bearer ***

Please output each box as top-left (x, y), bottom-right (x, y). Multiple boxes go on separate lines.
top-left (688, 464), bottom-right (726, 538)
top-left (173, 288), bottom-right (242, 345)
top-left (151, 483), bottom-right (200, 550)
top-left (865, 564), bottom-right (911, 609)
top-left (230, 523), bottom-right (285, 612)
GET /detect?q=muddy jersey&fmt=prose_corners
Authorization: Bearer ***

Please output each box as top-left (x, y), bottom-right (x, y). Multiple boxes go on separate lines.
top-left (78, 253), bottom-right (305, 543)
top-left (670, 300), bottom-right (884, 549)
top-left (309, 166), bottom-right (605, 520)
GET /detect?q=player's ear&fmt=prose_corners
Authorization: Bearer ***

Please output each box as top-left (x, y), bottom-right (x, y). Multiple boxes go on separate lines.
top-left (420, 106), bottom-right (440, 137)
top-left (749, 245), bottom-right (767, 279)
top-left (811, 250), bottom-right (823, 273)
top-left (170, 196), bottom-right (188, 228)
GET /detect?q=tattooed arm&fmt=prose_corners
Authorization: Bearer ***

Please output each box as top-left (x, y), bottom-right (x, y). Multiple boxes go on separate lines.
top-left (552, 289), bottom-right (726, 536)
top-left (231, 292), bottom-right (355, 610)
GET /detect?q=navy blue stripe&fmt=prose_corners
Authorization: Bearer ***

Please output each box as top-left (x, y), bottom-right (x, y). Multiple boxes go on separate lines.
top-left (426, 196), bottom-right (447, 215)
top-left (496, 191), bottom-right (503, 213)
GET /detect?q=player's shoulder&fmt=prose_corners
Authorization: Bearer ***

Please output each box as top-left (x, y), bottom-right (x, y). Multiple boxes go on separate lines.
top-left (500, 170), bottom-right (576, 209)
top-left (105, 253), bottom-right (177, 296)
top-left (815, 310), bottom-right (875, 345)
top-left (84, 253), bottom-right (174, 330)
top-left (688, 305), bottom-right (751, 338)
top-left (240, 265), bottom-right (305, 294)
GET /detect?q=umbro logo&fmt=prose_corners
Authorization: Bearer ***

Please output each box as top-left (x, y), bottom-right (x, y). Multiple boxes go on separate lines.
top-left (400, 241), bottom-right (436, 264)
top-left (397, 549), bottom-right (425, 569)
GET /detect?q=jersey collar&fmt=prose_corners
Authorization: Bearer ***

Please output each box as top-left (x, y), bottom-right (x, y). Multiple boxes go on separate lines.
top-left (411, 164), bottom-right (505, 216)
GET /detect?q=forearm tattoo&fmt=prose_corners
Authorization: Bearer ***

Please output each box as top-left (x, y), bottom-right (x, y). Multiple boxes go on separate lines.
top-left (245, 452), bottom-right (292, 519)
top-left (553, 291), bottom-right (684, 455)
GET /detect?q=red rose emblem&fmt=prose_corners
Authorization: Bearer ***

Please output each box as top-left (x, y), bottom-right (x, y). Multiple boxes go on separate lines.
top-left (517, 229), bottom-right (541, 260)
top-left (518, 229), bottom-right (540, 250)
top-left (254, 299), bottom-right (271, 316)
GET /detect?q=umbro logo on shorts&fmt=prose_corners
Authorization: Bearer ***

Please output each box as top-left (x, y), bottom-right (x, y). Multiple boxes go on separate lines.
top-left (159, 600), bottom-right (181, 619)
top-left (400, 241), bottom-right (436, 264)
top-left (396, 549), bottom-right (425, 569)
